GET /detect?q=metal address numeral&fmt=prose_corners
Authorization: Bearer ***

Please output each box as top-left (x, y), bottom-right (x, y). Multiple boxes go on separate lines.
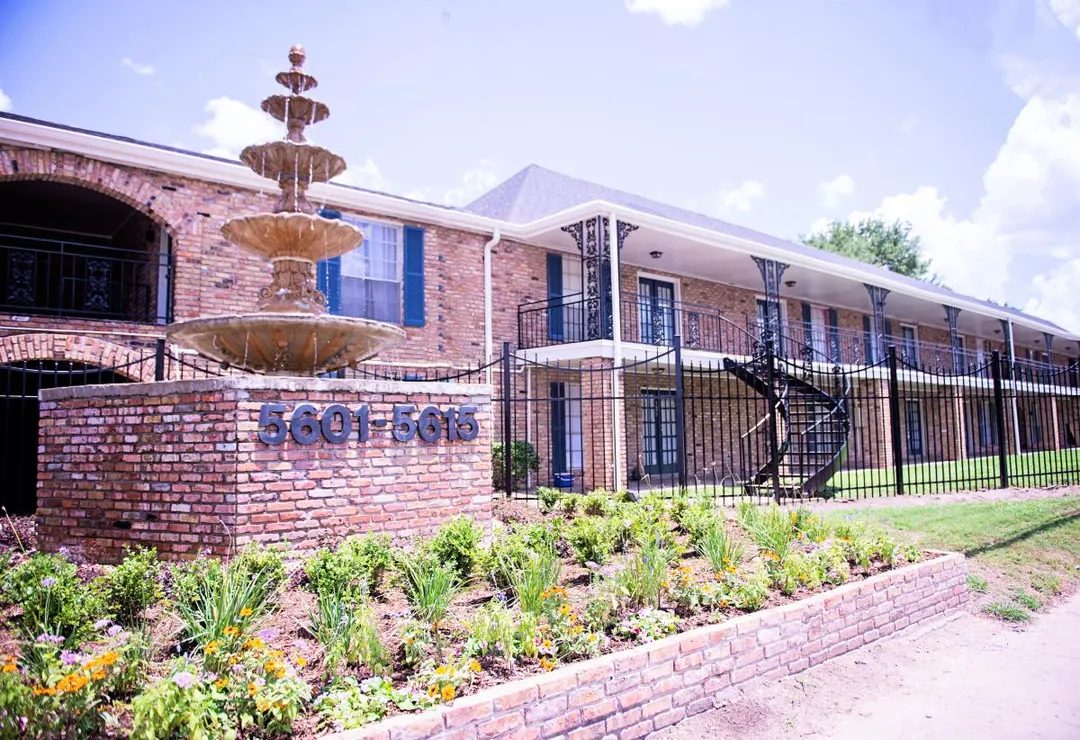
top-left (320, 403), bottom-right (352, 443)
top-left (417, 406), bottom-right (443, 443)
top-left (457, 404), bottom-right (479, 441)
top-left (392, 404), bottom-right (418, 442)
top-left (290, 403), bottom-right (321, 445)
top-left (257, 402), bottom-right (288, 444)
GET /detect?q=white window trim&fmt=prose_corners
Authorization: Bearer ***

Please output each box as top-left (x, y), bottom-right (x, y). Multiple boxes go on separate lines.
top-left (753, 294), bottom-right (789, 321)
top-left (636, 271), bottom-right (682, 305)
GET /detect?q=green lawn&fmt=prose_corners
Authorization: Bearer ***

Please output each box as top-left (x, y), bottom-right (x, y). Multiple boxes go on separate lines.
top-left (829, 497), bottom-right (1080, 621)
top-left (828, 448), bottom-right (1080, 497)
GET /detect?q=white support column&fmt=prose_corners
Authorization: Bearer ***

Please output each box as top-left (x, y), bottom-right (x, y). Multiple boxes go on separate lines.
top-left (1007, 319), bottom-right (1021, 453)
top-left (609, 213), bottom-right (624, 492)
top-left (156, 227), bottom-right (171, 324)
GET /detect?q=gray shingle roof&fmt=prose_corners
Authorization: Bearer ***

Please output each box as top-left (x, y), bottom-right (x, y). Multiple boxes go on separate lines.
top-left (464, 164), bottom-right (1067, 334)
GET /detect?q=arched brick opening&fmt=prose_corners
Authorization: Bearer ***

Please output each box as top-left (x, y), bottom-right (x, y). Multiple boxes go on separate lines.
top-left (0, 332), bottom-right (154, 382)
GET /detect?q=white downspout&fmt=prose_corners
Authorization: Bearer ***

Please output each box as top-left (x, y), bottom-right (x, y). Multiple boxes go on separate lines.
top-left (609, 214), bottom-right (624, 492)
top-left (1007, 319), bottom-right (1021, 454)
top-left (484, 228), bottom-right (502, 385)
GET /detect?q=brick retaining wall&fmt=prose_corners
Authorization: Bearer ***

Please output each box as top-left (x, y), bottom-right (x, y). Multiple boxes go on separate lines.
top-left (327, 551), bottom-right (968, 740)
top-left (37, 376), bottom-right (492, 561)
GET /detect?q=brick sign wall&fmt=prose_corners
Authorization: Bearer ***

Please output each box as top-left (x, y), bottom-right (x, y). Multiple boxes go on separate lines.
top-left (37, 376), bottom-right (493, 561)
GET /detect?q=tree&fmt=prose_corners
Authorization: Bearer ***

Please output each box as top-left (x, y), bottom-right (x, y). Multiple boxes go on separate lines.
top-left (802, 217), bottom-right (941, 284)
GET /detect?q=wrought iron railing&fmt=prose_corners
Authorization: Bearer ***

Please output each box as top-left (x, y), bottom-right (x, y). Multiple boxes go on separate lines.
top-left (0, 233), bottom-right (172, 323)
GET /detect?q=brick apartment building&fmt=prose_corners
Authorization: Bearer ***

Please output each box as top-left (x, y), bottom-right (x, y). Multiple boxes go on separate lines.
top-left (1, 111), bottom-right (1077, 511)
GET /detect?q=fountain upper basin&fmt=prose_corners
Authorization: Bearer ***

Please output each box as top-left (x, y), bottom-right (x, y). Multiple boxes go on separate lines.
top-left (166, 313), bottom-right (406, 376)
top-left (221, 212), bottom-right (363, 261)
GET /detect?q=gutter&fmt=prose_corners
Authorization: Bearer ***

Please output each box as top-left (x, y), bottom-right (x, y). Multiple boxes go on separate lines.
top-left (484, 228), bottom-right (502, 385)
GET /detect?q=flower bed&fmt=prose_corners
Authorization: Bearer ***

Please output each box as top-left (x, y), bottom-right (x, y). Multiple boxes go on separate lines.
top-left (0, 490), bottom-right (964, 738)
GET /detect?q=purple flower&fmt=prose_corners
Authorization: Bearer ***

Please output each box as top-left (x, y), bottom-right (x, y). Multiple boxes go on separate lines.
top-left (107, 625), bottom-right (123, 637)
top-left (35, 633), bottom-right (63, 645)
top-left (231, 663), bottom-right (245, 674)
top-left (93, 619), bottom-right (112, 631)
top-left (257, 628), bottom-right (276, 641)
top-left (40, 577), bottom-right (57, 588)
top-left (60, 650), bottom-right (81, 666)
top-left (172, 671), bottom-right (197, 689)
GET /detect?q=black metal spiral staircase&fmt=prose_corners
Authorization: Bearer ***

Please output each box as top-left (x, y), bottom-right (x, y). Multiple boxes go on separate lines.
top-left (722, 345), bottom-right (852, 498)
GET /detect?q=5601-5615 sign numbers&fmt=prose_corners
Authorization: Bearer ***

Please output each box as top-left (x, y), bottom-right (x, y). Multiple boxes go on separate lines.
top-left (257, 403), bottom-right (480, 445)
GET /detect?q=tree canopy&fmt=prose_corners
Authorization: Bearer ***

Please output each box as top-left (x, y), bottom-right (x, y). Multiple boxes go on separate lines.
top-left (802, 217), bottom-right (940, 284)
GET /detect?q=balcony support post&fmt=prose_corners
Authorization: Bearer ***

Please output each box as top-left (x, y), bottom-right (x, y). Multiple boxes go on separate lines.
top-left (609, 213), bottom-right (625, 492)
top-left (1044, 332), bottom-right (1054, 369)
top-left (864, 284), bottom-right (890, 363)
top-left (944, 305), bottom-right (962, 373)
top-left (752, 257), bottom-right (789, 350)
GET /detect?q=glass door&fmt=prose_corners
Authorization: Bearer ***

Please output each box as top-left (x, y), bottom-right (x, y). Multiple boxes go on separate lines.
top-left (638, 278), bottom-right (676, 346)
top-left (642, 390), bottom-right (678, 475)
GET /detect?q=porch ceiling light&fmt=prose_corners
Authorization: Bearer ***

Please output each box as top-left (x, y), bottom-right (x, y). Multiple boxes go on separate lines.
top-left (784, 280), bottom-right (796, 288)
top-left (650, 250), bottom-right (663, 259)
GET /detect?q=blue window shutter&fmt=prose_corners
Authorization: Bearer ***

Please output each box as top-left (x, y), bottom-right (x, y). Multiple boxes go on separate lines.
top-left (827, 308), bottom-right (840, 363)
top-left (801, 302), bottom-right (812, 348)
top-left (547, 254), bottom-right (563, 341)
top-left (403, 226), bottom-right (425, 327)
top-left (317, 208), bottom-right (342, 315)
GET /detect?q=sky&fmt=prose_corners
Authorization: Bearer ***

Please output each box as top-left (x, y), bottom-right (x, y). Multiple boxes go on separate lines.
top-left (1, 0), bottom-right (1080, 330)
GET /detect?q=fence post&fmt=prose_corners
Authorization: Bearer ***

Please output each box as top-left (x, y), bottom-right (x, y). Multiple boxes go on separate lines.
top-left (154, 338), bottom-right (166, 382)
top-left (764, 341), bottom-right (783, 504)
top-left (991, 350), bottom-right (1009, 488)
top-left (673, 334), bottom-right (687, 492)
top-left (886, 345), bottom-right (905, 495)
top-left (501, 342), bottom-right (513, 496)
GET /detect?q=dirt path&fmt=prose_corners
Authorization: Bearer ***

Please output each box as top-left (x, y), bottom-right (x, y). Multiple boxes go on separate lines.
top-left (657, 590), bottom-right (1080, 740)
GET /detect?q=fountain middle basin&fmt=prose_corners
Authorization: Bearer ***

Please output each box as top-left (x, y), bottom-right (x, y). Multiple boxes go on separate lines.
top-left (166, 313), bottom-right (406, 375)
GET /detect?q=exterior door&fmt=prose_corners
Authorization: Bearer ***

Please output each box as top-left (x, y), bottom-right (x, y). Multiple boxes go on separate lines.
top-left (642, 389), bottom-right (678, 475)
top-left (901, 326), bottom-right (918, 364)
top-left (904, 400), bottom-right (924, 457)
top-left (549, 382), bottom-right (583, 476)
top-left (638, 278), bottom-right (676, 346)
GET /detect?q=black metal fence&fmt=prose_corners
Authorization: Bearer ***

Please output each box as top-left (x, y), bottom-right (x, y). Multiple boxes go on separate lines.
top-left (489, 338), bottom-right (1080, 503)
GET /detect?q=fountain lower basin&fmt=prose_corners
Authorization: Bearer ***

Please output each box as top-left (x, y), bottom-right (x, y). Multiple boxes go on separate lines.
top-left (166, 313), bottom-right (406, 375)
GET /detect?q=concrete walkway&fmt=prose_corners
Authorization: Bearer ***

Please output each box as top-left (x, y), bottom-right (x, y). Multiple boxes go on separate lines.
top-left (658, 591), bottom-right (1080, 740)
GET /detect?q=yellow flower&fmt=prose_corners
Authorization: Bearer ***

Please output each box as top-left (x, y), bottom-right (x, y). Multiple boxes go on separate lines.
top-left (404, 637), bottom-right (414, 645)
top-left (540, 589), bottom-right (551, 600)
top-left (205, 641), bottom-right (219, 655)
top-left (427, 685), bottom-right (438, 698)
top-left (469, 659), bottom-right (482, 674)
top-left (569, 625), bottom-right (583, 635)
top-left (240, 608), bottom-right (253, 618)
top-left (224, 626), bottom-right (240, 638)
top-left (243, 637), bottom-right (265, 651)
top-left (558, 604), bottom-right (571, 616)
top-left (541, 639), bottom-right (552, 649)
top-left (269, 650), bottom-right (285, 658)
top-left (32, 686), bottom-right (58, 696)
top-left (1, 663), bottom-right (16, 674)
top-left (540, 657), bottom-right (556, 671)
top-left (248, 682), bottom-right (259, 697)
top-left (98, 651), bottom-right (118, 667)
top-left (91, 669), bottom-right (106, 681)
top-left (229, 656), bottom-right (240, 665)
top-left (56, 673), bottom-right (89, 693)
top-left (441, 684), bottom-right (456, 702)
top-left (435, 665), bottom-right (448, 676)
top-left (214, 678), bottom-right (229, 689)
top-left (257, 700), bottom-right (270, 712)
top-left (275, 668), bottom-right (286, 679)
top-left (295, 657), bottom-right (308, 668)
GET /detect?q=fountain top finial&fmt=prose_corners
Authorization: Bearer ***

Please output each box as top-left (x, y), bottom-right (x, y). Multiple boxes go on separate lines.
top-left (289, 44), bottom-right (306, 70)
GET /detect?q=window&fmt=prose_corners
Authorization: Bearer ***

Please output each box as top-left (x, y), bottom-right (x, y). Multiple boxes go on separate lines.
top-left (904, 400), bottom-right (924, 457)
top-left (338, 221), bottom-right (402, 323)
top-left (551, 382), bottom-right (583, 474)
top-left (639, 277), bottom-right (676, 346)
top-left (900, 325), bottom-right (918, 364)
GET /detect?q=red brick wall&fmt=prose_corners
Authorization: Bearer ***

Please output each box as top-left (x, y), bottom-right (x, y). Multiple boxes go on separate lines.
top-left (37, 377), bottom-right (493, 561)
top-left (324, 551), bottom-right (968, 740)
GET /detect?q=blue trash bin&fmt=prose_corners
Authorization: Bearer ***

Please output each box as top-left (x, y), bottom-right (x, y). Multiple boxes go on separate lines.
top-left (553, 472), bottom-right (574, 489)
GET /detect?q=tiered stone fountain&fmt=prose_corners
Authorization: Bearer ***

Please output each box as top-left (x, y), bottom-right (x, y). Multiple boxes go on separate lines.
top-left (35, 46), bottom-right (492, 562)
top-left (167, 45), bottom-right (405, 375)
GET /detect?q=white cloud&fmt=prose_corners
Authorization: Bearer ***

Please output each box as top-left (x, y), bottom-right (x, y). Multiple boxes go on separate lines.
top-left (1049, 0), bottom-right (1080, 37)
top-left (717, 180), bottom-right (765, 213)
top-left (819, 174), bottom-right (855, 208)
top-left (193, 97), bottom-right (282, 159)
top-left (624, 0), bottom-right (730, 27)
top-left (405, 160), bottom-right (499, 206)
top-left (899, 115), bottom-right (920, 133)
top-left (0, 88), bottom-right (10, 113)
top-left (1026, 257), bottom-right (1080, 330)
top-left (121, 57), bottom-right (156, 76)
top-left (331, 157), bottom-right (388, 192)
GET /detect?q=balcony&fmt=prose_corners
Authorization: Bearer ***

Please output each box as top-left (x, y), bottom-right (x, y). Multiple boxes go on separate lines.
top-left (0, 233), bottom-right (171, 324)
top-left (517, 294), bottom-right (1078, 388)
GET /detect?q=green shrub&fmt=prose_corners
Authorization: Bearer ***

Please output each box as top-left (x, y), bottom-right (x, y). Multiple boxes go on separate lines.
top-left (983, 602), bottom-right (1030, 622)
top-left (305, 534), bottom-right (394, 600)
top-left (173, 561), bottom-right (274, 646)
top-left (582, 490), bottom-right (613, 517)
top-left (613, 608), bottom-right (678, 643)
top-left (967, 574), bottom-right (989, 593)
top-left (537, 486), bottom-right (561, 513)
top-left (723, 570), bottom-right (770, 611)
top-left (696, 523), bottom-right (744, 575)
top-left (679, 499), bottom-right (719, 547)
top-left (478, 521), bottom-right (563, 590)
top-left (501, 547), bottom-right (561, 614)
top-left (101, 546), bottom-right (164, 626)
top-left (130, 660), bottom-right (230, 740)
top-left (558, 493), bottom-right (579, 516)
top-left (492, 441), bottom-right (539, 491)
top-left (428, 516), bottom-right (484, 580)
top-left (1011, 588), bottom-right (1043, 611)
top-left (398, 552), bottom-right (461, 628)
top-left (314, 676), bottom-right (432, 732)
top-left (1031, 574), bottom-right (1062, 595)
top-left (234, 541), bottom-right (287, 599)
top-left (748, 505), bottom-right (797, 561)
top-left (567, 517), bottom-right (617, 566)
top-left (310, 586), bottom-right (389, 679)
top-left (616, 539), bottom-right (676, 608)
top-left (0, 553), bottom-right (106, 644)
top-left (466, 601), bottom-right (520, 668)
